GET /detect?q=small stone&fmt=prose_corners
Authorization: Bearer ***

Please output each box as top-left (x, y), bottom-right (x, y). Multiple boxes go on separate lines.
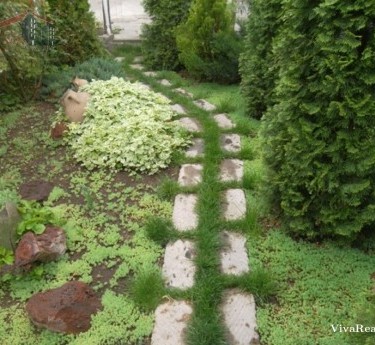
top-left (0, 202), bottom-right (20, 251)
top-left (133, 56), bottom-right (143, 63)
top-left (222, 290), bottom-right (259, 345)
top-left (178, 164), bottom-right (203, 187)
top-left (194, 99), bottom-right (216, 112)
top-left (114, 57), bottom-right (124, 62)
top-left (159, 79), bottom-right (172, 87)
top-left (163, 240), bottom-right (196, 289)
top-left (144, 71), bottom-right (158, 77)
top-left (223, 189), bottom-right (246, 221)
top-left (151, 300), bottom-right (192, 345)
top-left (174, 88), bottom-right (193, 98)
top-left (130, 64), bottom-right (144, 70)
top-left (19, 180), bottom-right (54, 202)
top-left (220, 231), bottom-right (249, 275)
top-left (220, 134), bottom-right (241, 153)
top-left (171, 104), bottom-right (186, 115)
top-left (50, 122), bottom-right (69, 139)
top-left (172, 194), bottom-right (198, 231)
top-left (213, 113), bottom-right (235, 129)
top-left (15, 226), bottom-right (67, 268)
top-left (220, 159), bottom-right (244, 182)
top-left (26, 281), bottom-right (102, 334)
top-left (185, 138), bottom-right (204, 158)
top-left (178, 117), bottom-right (201, 132)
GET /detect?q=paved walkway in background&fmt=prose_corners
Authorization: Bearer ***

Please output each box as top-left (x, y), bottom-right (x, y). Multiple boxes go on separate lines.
top-left (88, 0), bottom-right (150, 41)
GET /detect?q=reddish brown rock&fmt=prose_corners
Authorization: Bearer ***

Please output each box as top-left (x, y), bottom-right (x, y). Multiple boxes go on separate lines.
top-left (15, 226), bottom-right (66, 267)
top-left (51, 122), bottom-right (69, 139)
top-left (26, 281), bottom-right (102, 334)
top-left (19, 180), bottom-right (54, 202)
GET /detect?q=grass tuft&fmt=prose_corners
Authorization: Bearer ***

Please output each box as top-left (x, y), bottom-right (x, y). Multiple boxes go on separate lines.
top-left (157, 177), bottom-right (179, 200)
top-left (144, 217), bottom-right (175, 246)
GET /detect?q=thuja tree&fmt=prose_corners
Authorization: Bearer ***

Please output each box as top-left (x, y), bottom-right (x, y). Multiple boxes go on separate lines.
top-left (46, 0), bottom-right (105, 65)
top-left (141, 0), bottom-right (192, 70)
top-left (239, 0), bottom-right (283, 119)
top-left (176, 0), bottom-right (242, 83)
top-left (262, 0), bottom-right (375, 240)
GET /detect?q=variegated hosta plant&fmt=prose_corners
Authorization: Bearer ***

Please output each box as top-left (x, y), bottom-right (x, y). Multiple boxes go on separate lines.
top-left (59, 77), bottom-right (190, 174)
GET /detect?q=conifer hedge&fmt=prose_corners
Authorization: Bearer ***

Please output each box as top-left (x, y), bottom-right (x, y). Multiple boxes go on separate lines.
top-left (245, 0), bottom-right (375, 239)
top-left (239, 0), bottom-right (283, 119)
top-left (141, 0), bottom-right (192, 71)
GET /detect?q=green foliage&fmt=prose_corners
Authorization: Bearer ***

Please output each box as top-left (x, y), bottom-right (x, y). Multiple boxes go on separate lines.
top-left (176, 0), bottom-right (242, 83)
top-left (62, 77), bottom-right (190, 174)
top-left (129, 266), bottom-right (166, 311)
top-left (0, 247), bottom-right (14, 266)
top-left (16, 200), bottom-right (64, 236)
top-left (144, 217), bottom-right (175, 246)
top-left (258, 0), bottom-right (375, 239)
top-left (250, 231), bottom-right (375, 345)
top-left (41, 57), bottom-right (126, 98)
top-left (239, 0), bottom-right (283, 119)
top-left (142, 0), bottom-right (192, 70)
top-left (46, 0), bottom-right (105, 65)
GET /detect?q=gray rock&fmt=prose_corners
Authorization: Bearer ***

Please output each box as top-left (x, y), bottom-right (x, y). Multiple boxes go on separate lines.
top-left (159, 79), bottom-right (172, 87)
top-left (213, 113), bottom-right (235, 129)
top-left (178, 117), bottom-right (201, 133)
top-left (144, 71), bottom-right (158, 77)
top-left (185, 138), bottom-right (204, 158)
top-left (171, 104), bottom-right (187, 115)
top-left (194, 99), bottom-right (216, 112)
top-left (178, 164), bottom-right (203, 187)
top-left (174, 88), bottom-right (193, 98)
top-left (222, 189), bottom-right (246, 221)
top-left (129, 63), bottom-right (144, 70)
top-left (220, 159), bottom-right (244, 182)
top-left (220, 134), bottom-right (241, 153)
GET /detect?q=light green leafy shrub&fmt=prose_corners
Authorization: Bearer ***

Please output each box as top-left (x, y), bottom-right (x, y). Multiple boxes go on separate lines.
top-left (62, 77), bottom-right (190, 174)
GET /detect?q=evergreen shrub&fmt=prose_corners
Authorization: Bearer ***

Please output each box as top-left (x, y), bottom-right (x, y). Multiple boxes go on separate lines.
top-left (46, 0), bottom-right (105, 65)
top-left (176, 0), bottom-right (242, 84)
top-left (239, 0), bottom-right (283, 119)
top-left (260, 0), bottom-right (375, 240)
top-left (141, 0), bottom-right (192, 71)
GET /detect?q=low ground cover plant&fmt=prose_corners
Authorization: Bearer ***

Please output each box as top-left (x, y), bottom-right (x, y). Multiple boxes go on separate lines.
top-left (57, 77), bottom-right (190, 174)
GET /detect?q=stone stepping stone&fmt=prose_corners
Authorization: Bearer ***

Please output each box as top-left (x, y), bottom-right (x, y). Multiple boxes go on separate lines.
top-left (222, 189), bottom-right (246, 221)
top-left (159, 79), bottom-right (172, 87)
top-left (171, 104), bottom-right (187, 115)
top-left (129, 64), bottom-right (144, 70)
top-left (151, 300), bottom-right (193, 345)
top-left (114, 57), bottom-right (124, 62)
top-left (194, 99), bottom-right (216, 112)
top-left (213, 113), bottom-right (235, 129)
top-left (133, 56), bottom-right (143, 63)
top-left (219, 159), bottom-right (244, 182)
top-left (178, 117), bottom-right (201, 133)
top-left (178, 164), bottom-right (203, 187)
top-left (173, 194), bottom-right (198, 231)
top-left (144, 71), bottom-right (158, 77)
top-left (163, 240), bottom-right (196, 289)
top-left (222, 290), bottom-right (259, 345)
top-left (220, 231), bottom-right (249, 275)
top-left (220, 134), bottom-right (241, 153)
top-left (185, 138), bottom-right (204, 158)
top-left (174, 88), bottom-right (193, 98)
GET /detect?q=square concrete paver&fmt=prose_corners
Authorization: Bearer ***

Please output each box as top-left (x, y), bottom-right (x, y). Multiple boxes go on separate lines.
top-left (185, 138), bottom-right (204, 158)
top-left (213, 113), bottom-right (235, 129)
top-left (220, 134), bottom-right (241, 153)
top-left (222, 189), bottom-right (246, 221)
top-left (222, 290), bottom-right (259, 345)
top-left (163, 240), bottom-right (196, 289)
top-left (174, 88), bottom-right (193, 98)
top-left (178, 164), bottom-right (203, 187)
top-left (178, 117), bottom-right (201, 133)
top-left (151, 300), bottom-right (193, 345)
top-left (129, 63), bottom-right (144, 70)
top-left (173, 194), bottom-right (198, 231)
top-left (194, 99), bottom-right (216, 112)
top-left (159, 79), bottom-right (172, 87)
top-left (220, 159), bottom-right (244, 182)
top-left (220, 231), bottom-right (249, 275)
top-left (171, 104), bottom-right (187, 115)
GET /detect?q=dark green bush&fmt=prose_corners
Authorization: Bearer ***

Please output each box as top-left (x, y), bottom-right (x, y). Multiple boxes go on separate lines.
top-left (260, 0), bottom-right (375, 240)
top-left (46, 0), bottom-right (105, 65)
top-left (176, 0), bottom-right (242, 84)
top-left (41, 57), bottom-right (126, 98)
top-left (239, 0), bottom-right (283, 119)
top-left (141, 0), bottom-right (192, 70)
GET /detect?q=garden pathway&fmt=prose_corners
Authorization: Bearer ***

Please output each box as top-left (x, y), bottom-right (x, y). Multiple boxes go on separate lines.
top-left (128, 59), bottom-right (259, 345)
